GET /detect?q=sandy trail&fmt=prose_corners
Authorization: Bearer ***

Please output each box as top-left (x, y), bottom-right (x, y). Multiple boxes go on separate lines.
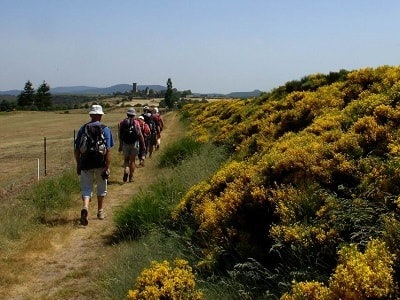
top-left (3, 112), bottom-right (182, 300)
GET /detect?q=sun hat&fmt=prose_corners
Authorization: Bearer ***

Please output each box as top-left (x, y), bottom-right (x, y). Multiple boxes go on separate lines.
top-left (127, 108), bottom-right (136, 116)
top-left (138, 115), bottom-right (144, 120)
top-left (89, 104), bottom-right (104, 115)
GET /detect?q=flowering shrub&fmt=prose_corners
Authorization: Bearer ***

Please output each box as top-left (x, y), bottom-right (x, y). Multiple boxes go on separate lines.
top-left (281, 239), bottom-right (395, 300)
top-left (177, 66), bottom-right (400, 298)
top-left (280, 281), bottom-right (332, 300)
top-left (329, 239), bottom-right (395, 299)
top-left (127, 259), bottom-right (203, 300)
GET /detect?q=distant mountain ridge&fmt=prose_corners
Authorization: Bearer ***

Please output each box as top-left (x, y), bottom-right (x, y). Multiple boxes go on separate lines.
top-left (0, 84), bottom-right (262, 98)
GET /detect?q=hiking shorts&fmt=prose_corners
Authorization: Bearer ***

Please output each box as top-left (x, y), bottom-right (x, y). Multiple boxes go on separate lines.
top-left (80, 168), bottom-right (107, 198)
top-left (122, 143), bottom-right (139, 157)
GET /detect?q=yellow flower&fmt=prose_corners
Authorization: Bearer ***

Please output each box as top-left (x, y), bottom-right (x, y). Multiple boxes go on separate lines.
top-left (127, 259), bottom-right (203, 300)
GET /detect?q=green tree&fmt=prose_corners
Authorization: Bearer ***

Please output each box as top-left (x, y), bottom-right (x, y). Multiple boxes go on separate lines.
top-left (164, 78), bottom-right (173, 109)
top-left (36, 80), bottom-right (52, 110)
top-left (17, 80), bottom-right (35, 108)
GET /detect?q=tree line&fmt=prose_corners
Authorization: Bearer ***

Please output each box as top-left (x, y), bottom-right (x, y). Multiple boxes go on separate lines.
top-left (0, 78), bottom-right (195, 112)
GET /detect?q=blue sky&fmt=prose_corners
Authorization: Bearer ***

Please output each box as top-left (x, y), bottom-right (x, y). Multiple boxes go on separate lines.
top-left (1, 0), bottom-right (399, 94)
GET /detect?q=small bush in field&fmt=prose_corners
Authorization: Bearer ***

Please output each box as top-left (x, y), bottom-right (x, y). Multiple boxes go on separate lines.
top-left (127, 259), bottom-right (203, 300)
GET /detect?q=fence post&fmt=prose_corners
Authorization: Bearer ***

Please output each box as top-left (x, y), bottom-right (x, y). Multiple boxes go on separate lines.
top-left (44, 137), bottom-right (47, 176)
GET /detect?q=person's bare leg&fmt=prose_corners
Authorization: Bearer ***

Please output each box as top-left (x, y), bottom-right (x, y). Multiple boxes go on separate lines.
top-left (123, 156), bottom-right (130, 182)
top-left (129, 154), bottom-right (136, 182)
top-left (80, 196), bottom-right (90, 225)
top-left (97, 195), bottom-right (105, 219)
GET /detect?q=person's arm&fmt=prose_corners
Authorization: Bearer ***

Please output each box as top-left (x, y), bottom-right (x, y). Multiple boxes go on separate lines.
top-left (117, 121), bottom-right (123, 152)
top-left (103, 126), bottom-right (113, 178)
top-left (136, 123), bottom-right (146, 153)
top-left (74, 149), bottom-right (81, 175)
top-left (74, 128), bottom-right (83, 175)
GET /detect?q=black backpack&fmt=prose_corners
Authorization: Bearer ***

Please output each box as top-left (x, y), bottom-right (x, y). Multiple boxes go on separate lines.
top-left (79, 123), bottom-right (107, 170)
top-left (120, 118), bottom-right (139, 144)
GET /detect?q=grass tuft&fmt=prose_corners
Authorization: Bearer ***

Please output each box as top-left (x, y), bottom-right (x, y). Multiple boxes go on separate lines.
top-left (113, 140), bottom-right (227, 241)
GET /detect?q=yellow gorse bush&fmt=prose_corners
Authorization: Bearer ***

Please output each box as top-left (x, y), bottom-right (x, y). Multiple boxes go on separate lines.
top-left (329, 239), bottom-right (395, 299)
top-left (177, 65), bottom-right (400, 298)
top-left (127, 259), bottom-right (203, 300)
top-left (280, 281), bottom-right (332, 300)
top-left (281, 239), bottom-right (395, 300)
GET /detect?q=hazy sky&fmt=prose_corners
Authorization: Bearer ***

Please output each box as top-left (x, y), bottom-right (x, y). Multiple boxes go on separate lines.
top-left (1, 0), bottom-right (399, 94)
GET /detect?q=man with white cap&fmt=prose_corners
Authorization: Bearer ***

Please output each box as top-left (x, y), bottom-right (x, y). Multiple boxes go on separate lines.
top-left (118, 107), bottom-right (145, 182)
top-left (74, 104), bottom-right (114, 226)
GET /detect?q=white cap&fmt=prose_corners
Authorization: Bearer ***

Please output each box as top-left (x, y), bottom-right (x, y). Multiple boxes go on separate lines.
top-left (154, 107), bottom-right (159, 113)
top-left (89, 104), bottom-right (104, 115)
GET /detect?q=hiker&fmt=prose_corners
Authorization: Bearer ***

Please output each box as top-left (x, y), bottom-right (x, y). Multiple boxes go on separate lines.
top-left (74, 104), bottom-right (114, 226)
top-left (142, 106), bottom-right (158, 158)
top-left (137, 115), bottom-right (151, 166)
top-left (118, 108), bottom-right (145, 182)
top-left (152, 107), bottom-right (164, 150)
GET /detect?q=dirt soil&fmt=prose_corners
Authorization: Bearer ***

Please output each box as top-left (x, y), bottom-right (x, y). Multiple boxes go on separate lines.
top-left (2, 111), bottom-right (183, 299)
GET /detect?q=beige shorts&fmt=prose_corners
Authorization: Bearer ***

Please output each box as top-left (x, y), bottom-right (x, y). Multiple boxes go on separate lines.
top-left (122, 143), bottom-right (139, 157)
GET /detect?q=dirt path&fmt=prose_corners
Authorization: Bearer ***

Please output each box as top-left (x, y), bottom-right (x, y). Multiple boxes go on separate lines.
top-left (3, 112), bottom-right (183, 300)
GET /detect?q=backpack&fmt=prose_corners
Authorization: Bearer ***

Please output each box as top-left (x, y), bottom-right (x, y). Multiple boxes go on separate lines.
top-left (79, 123), bottom-right (107, 169)
top-left (143, 113), bottom-right (157, 135)
top-left (120, 117), bottom-right (139, 144)
top-left (153, 113), bottom-right (163, 131)
top-left (140, 122), bottom-right (151, 137)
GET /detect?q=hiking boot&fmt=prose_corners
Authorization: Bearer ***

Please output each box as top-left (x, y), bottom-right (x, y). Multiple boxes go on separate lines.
top-left (80, 208), bottom-right (88, 226)
top-left (123, 173), bottom-right (128, 182)
top-left (97, 210), bottom-right (105, 220)
top-left (139, 159), bottom-right (145, 167)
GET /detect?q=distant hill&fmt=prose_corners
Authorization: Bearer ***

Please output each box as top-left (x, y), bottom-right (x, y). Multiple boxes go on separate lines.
top-left (0, 89), bottom-right (21, 96)
top-left (226, 89), bottom-right (262, 98)
top-left (192, 89), bottom-right (262, 98)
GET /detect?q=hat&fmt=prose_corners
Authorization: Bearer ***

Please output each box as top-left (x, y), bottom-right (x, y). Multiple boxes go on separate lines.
top-left (138, 115), bottom-right (144, 120)
top-left (127, 108), bottom-right (136, 116)
top-left (89, 105), bottom-right (104, 115)
top-left (154, 107), bottom-right (159, 113)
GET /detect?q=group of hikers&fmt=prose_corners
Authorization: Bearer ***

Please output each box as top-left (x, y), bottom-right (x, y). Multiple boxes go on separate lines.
top-left (73, 104), bottom-right (164, 226)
